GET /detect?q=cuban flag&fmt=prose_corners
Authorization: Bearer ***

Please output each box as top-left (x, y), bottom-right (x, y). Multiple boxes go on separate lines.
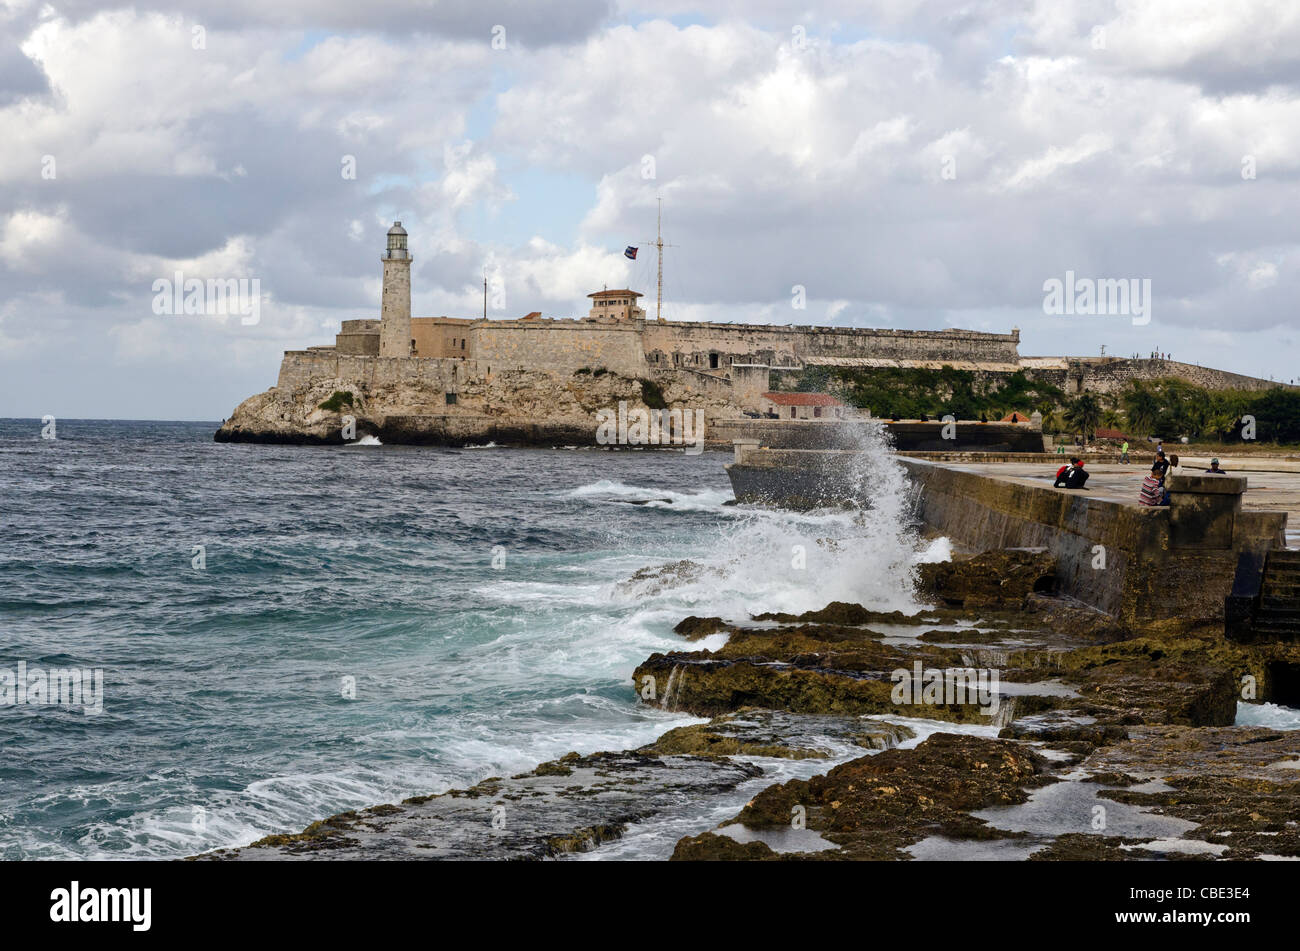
top-left (624, 246), bottom-right (638, 260)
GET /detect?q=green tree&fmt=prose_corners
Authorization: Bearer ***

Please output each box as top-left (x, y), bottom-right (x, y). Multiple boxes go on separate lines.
top-left (1121, 384), bottom-right (1160, 437)
top-left (1065, 393), bottom-right (1103, 446)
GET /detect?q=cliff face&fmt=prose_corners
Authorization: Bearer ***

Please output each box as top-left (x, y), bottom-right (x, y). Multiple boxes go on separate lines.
top-left (214, 364), bottom-right (738, 446)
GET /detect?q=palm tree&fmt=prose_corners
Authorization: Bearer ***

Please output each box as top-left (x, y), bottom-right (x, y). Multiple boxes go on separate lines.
top-left (1065, 394), bottom-right (1103, 446)
top-left (1121, 385), bottom-right (1160, 437)
top-left (1042, 409), bottom-right (1067, 435)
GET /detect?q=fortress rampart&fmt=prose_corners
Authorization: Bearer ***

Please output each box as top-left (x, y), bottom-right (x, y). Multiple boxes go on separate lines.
top-left (1021, 357), bottom-right (1289, 395)
top-left (276, 351), bottom-right (493, 392)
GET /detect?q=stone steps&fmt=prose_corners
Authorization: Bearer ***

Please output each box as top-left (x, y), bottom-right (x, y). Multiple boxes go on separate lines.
top-left (1251, 621), bottom-right (1300, 639)
top-left (1248, 552), bottom-right (1300, 640)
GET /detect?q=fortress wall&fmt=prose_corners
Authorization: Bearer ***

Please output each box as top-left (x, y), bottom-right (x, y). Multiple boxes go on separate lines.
top-left (1022, 358), bottom-right (1288, 396)
top-left (472, 320), bottom-right (646, 376)
top-left (642, 322), bottom-right (1021, 370)
top-left (412, 317), bottom-right (476, 359)
top-left (730, 364), bottom-right (772, 407)
top-left (653, 365), bottom-right (736, 402)
top-left (336, 319), bottom-right (380, 356)
top-left (276, 351), bottom-right (489, 391)
top-left (796, 327), bottom-right (1020, 363)
top-left (643, 323), bottom-right (800, 369)
top-left (1077, 359), bottom-right (1287, 395)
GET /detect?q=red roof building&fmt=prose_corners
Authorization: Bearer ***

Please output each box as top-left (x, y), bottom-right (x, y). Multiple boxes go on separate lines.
top-left (759, 391), bottom-right (848, 419)
top-left (762, 392), bottom-right (844, 406)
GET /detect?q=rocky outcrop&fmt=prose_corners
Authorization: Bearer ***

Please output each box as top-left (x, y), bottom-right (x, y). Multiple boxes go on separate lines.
top-left (215, 365), bottom-right (738, 446)
top-left (194, 750), bottom-right (765, 861)
top-left (672, 734), bottom-right (1051, 860)
top-left (917, 549), bottom-right (1057, 608)
top-left (672, 616), bottom-right (732, 640)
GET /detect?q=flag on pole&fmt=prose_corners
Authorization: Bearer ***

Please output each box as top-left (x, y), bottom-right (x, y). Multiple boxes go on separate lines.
top-left (624, 246), bottom-right (638, 260)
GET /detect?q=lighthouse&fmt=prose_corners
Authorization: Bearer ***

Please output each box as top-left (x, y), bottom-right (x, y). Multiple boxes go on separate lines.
top-left (378, 221), bottom-right (412, 357)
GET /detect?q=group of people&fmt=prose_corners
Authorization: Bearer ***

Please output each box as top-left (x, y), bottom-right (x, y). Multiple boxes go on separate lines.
top-left (1053, 457), bottom-right (1090, 489)
top-left (1137, 450), bottom-right (1176, 506)
top-left (1136, 449), bottom-right (1228, 505)
top-left (1050, 447), bottom-right (1229, 505)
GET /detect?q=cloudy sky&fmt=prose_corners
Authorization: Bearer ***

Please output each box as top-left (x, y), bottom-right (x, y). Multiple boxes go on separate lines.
top-left (2, 0), bottom-right (1298, 419)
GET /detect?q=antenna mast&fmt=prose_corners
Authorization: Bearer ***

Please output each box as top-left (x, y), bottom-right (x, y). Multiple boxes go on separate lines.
top-left (656, 198), bottom-right (664, 323)
top-left (483, 270), bottom-right (487, 319)
top-left (641, 198), bottom-right (676, 323)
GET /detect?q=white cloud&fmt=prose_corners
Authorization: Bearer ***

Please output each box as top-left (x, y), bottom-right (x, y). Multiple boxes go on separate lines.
top-left (1, 1), bottom-right (1298, 418)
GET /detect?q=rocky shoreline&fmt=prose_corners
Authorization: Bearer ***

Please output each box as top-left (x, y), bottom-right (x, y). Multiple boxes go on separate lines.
top-left (212, 365), bottom-right (734, 448)
top-left (193, 548), bottom-right (1300, 862)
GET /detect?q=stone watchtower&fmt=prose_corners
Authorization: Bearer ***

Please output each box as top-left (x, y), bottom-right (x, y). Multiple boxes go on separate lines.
top-left (378, 221), bottom-right (412, 357)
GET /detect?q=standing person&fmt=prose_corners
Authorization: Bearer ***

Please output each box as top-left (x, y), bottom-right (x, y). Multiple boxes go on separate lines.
top-left (1205, 458), bottom-right (1228, 474)
top-left (1120, 439), bottom-right (1130, 464)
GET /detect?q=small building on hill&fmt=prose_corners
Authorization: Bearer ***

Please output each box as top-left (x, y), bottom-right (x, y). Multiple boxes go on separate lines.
top-left (760, 391), bottom-right (849, 420)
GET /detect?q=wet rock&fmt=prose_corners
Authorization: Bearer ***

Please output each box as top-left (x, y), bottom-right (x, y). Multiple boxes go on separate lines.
top-left (673, 616), bottom-right (731, 640)
top-left (917, 549), bottom-right (1057, 609)
top-left (633, 644), bottom-right (999, 723)
top-left (1072, 726), bottom-right (1300, 860)
top-left (643, 721), bottom-right (829, 759)
top-left (753, 602), bottom-right (932, 626)
top-left (640, 709), bottom-right (916, 760)
top-left (999, 711), bottom-right (1129, 747)
top-left (619, 560), bottom-right (722, 597)
top-left (1021, 593), bottom-right (1127, 641)
top-left (671, 832), bottom-right (778, 861)
top-left (193, 750), bottom-right (764, 861)
top-left (672, 734), bottom-right (1050, 861)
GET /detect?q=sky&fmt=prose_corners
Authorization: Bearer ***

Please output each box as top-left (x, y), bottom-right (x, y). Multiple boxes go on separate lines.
top-left (1, 0), bottom-right (1298, 420)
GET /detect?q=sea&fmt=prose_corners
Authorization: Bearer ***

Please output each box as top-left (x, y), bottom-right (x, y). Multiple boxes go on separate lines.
top-left (0, 417), bottom-right (938, 859)
top-left (3, 418), bottom-right (1296, 861)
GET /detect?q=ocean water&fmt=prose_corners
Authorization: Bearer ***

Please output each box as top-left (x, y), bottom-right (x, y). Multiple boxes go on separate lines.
top-left (0, 417), bottom-right (926, 859)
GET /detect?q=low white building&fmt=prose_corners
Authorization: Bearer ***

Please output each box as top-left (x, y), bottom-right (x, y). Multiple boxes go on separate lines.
top-left (759, 391), bottom-right (850, 420)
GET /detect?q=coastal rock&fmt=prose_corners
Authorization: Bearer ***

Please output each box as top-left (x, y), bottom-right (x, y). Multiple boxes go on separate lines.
top-left (640, 709), bottom-right (916, 760)
top-left (917, 549), bottom-right (1057, 608)
top-left (672, 616), bottom-right (731, 640)
top-left (193, 750), bottom-right (764, 861)
top-left (671, 734), bottom-right (1050, 861)
top-left (216, 366), bottom-right (738, 446)
top-left (1036, 726), bottom-right (1300, 860)
top-left (752, 602), bottom-right (934, 626)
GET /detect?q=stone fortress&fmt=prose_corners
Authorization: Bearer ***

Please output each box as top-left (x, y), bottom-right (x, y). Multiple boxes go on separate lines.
top-left (218, 221), bottom-right (1287, 445)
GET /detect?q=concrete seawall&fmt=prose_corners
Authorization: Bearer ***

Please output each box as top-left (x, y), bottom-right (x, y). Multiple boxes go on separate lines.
top-left (727, 446), bottom-right (1288, 627)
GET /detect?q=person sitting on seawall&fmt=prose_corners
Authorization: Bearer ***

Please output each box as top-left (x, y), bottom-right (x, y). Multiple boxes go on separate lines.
top-left (1205, 458), bottom-right (1228, 474)
top-left (1054, 457), bottom-right (1089, 489)
top-left (1138, 463), bottom-right (1166, 506)
top-left (1159, 453), bottom-right (1181, 505)
top-left (1152, 449), bottom-right (1169, 480)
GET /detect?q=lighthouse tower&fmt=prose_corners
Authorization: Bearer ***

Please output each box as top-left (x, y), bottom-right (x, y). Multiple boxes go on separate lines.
top-left (378, 221), bottom-right (412, 358)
